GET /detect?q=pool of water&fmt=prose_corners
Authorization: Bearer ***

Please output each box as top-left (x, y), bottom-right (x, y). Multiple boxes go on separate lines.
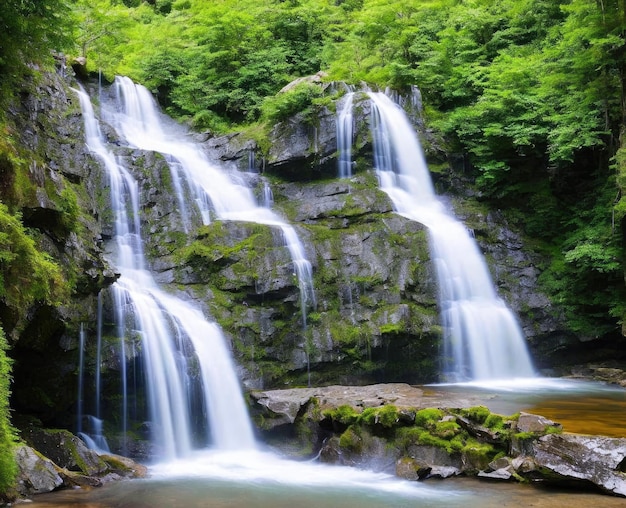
top-left (22, 378), bottom-right (626, 507)
top-left (25, 471), bottom-right (626, 508)
top-left (428, 377), bottom-right (626, 436)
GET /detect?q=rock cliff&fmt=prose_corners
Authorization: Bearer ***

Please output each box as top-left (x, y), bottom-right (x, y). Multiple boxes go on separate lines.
top-left (3, 67), bottom-right (623, 443)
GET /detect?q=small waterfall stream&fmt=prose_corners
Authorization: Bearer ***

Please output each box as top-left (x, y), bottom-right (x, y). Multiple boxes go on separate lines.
top-left (75, 87), bottom-right (257, 459)
top-left (106, 76), bottom-right (315, 326)
top-left (337, 92), bottom-right (355, 178)
top-left (368, 92), bottom-right (535, 381)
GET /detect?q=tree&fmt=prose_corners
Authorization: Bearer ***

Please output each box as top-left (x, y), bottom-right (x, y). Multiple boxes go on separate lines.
top-left (0, 0), bottom-right (74, 106)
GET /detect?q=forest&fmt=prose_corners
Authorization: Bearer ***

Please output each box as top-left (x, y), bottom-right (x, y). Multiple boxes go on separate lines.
top-left (0, 0), bottom-right (625, 495)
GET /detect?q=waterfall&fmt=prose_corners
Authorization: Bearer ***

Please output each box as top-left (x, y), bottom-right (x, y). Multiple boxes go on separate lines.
top-left (337, 92), bottom-right (355, 178)
top-left (106, 76), bottom-right (315, 326)
top-left (74, 87), bottom-right (257, 459)
top-left (76, 323), bottom-right (85, 436)
top-left (262, 180), bottom-right (274, 209)
top-left (368, 92), bottom-right (535, 382)
top-left (76, 322), bottom-right (110, 452)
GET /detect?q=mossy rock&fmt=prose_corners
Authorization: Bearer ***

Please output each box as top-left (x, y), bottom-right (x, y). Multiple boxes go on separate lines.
top-left (22, 428), bottom-right (107, 476)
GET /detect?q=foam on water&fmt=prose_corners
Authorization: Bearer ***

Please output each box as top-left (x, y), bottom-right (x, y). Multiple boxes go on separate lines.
top-left (149, 448), bottom-right (459, 499)
top-left (433, 377), bottom-right (624, 394)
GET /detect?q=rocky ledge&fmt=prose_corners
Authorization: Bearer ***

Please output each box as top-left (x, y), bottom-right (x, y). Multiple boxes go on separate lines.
top-left (8, 428), bottom-right (146, 503)
top-left (250, 383), bottom-right (626, 498)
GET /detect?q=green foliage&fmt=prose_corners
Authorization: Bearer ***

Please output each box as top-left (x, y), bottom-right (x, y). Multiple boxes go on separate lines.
top-left (0, 327), bottom-right (16, 493)
top-left (62, 0), bottom-right (626, 343)
top-left (0, 0), bottom-right (74, 108)
top-left (260, 83), bottom-right (324, 124)
top-left (0, 203), bottom-right (69, 311)
top-left (58, 187), bottom-right (81, 234)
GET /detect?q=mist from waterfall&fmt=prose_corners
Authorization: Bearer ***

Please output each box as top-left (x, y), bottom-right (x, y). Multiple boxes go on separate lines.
top-left (74, 87), bottom-right (257, 460)
top-left (368, 92), bottom-right (535, 381)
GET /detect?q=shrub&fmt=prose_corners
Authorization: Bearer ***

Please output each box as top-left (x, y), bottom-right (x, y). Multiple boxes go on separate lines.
top-left (0, 327), bottom-right (16, 494)
top-left (260, 83), bottom-right (324, 124)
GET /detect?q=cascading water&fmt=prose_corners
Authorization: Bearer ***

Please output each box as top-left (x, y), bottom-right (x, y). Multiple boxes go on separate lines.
top-left (337, 92), bottom-right (355, 178)
top-left (76, 321), bottom-right (110, 453)
top-left (368, 92), bottom-right (535, 382)
top-left (74, 87), bottom-right (256, 459)
top-left (105, 76), bottom-right (315, 326)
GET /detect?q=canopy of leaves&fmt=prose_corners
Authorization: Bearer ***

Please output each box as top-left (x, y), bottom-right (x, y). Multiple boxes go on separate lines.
top-left (0, 0), bottom-right (74, 108)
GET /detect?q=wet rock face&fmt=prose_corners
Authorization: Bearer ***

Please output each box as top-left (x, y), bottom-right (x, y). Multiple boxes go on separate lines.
top-left (23, 428), bottom-right (108, 475)
top-left (6, 69), bottom-right (113, 428)
top-left (191, 85), bottom-right (587, 381)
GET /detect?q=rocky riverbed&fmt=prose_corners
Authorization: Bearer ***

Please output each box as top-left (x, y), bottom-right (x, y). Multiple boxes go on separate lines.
top-left (7, 382), bottom-right (626, 503)
top-left (250, 383), bottom-right (626, 498)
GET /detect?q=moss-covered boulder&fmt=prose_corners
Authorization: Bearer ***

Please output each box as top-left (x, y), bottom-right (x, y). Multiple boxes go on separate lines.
top-left (22, 428), bottom-right (107, 476)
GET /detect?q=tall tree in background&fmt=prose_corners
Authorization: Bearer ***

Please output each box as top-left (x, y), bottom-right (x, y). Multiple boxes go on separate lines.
top-left (0, 0), bottom-right (74, 106)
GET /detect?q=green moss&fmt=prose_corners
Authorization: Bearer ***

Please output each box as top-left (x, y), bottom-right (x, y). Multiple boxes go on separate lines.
top-left (460, 406), bottom-right (491, 425)
top-left (462, 438), bottom-right (498, 470)
top-left (323, 405), bottom-right (361, 426)
top-left (433, 420), bottom-right (462, 439)
top-left (379, 322), bottom-right (405, 335)
top-left (484, 413), bottom-right (505, 431)
top-left (359, 405), bottom-right (399, 428)
top-left (414, 408), bottom-right (444, 427)
top-left (338, 426), bottom-right (363, 453)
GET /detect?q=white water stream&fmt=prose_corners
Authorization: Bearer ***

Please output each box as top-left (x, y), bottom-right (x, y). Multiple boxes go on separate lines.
top-left (105, 76), bottom-right (315, 323)
top-left (369, 92), bottom-right (535, 381)
top-left (337, 92), bottom-right (355, 178)
top-left (75, 87), bottom-right (256, 459)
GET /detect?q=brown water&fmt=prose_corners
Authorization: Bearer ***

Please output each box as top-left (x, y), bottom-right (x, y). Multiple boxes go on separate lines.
top-left (526, 394), bottom-right (626, 437)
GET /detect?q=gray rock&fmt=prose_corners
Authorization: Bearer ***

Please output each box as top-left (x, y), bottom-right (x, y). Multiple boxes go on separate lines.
top-left (406, 444), bottom-right (463, 471)
top-left (23, 428), bottom-right (108, 475)
top-left (516, 412), bottom-right (562, 433)
top-left (478, 467), bottom-right (513, 480)
top-left (14, 445), bottom-right (63, 495)
top-left (530, 433), bottom-right (626, 497)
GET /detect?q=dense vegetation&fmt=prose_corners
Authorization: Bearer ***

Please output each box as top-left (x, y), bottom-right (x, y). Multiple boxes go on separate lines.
top-left (0, 0), bottom-right (625, 495)
top-left (0, 0), bottom-right (76, 495)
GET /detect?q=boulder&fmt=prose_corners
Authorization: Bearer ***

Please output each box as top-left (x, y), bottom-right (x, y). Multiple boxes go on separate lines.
top-left (516, 412), bottom-right (562, 434)
top-left (14, 445), bottom-right (63, 496)
top-left (23, 428), bottom-right (108, 475)
top-left (529, 433), bottom-right (626, 497)
top-left (251, 384), bottom-right (426, 431)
